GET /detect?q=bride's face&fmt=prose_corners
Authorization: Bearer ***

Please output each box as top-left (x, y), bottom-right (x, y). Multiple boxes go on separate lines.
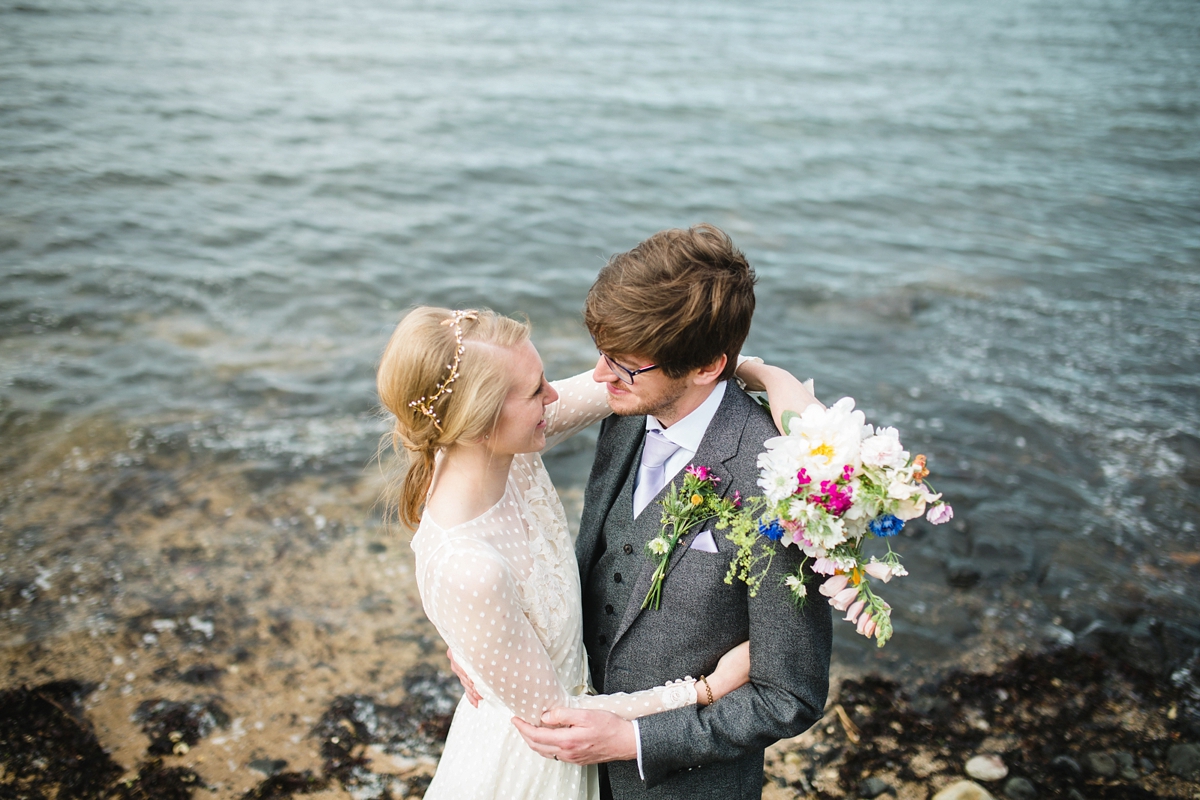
top-left (488, 339), bottom-right (559, 456)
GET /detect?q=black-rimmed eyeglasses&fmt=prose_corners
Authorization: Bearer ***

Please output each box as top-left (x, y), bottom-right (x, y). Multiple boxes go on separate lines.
top-left (599, 351), bottom-right (660, 385)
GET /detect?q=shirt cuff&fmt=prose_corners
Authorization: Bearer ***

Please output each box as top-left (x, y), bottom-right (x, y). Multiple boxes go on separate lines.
top-left (632, 718), bottom-right (645, 781)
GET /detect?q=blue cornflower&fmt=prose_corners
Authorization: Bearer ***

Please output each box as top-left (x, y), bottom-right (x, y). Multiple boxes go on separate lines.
top-left (758, 519), bottom-right (786, 542)
top-left (868, 514), bottom-right (905, 538)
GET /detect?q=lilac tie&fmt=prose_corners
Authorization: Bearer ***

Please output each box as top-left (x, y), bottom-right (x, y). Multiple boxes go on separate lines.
top-left (633, 429), bottom-right (682, 519)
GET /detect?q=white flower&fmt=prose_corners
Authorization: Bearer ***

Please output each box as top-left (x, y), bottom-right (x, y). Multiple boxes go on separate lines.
top-left (860, 427), bottom-right (909, 469)
top-left (804, 515), bottom-right (848, 550)
top-left (894, 486), bottom-right (941, 521)
top-left (785, 575), bottom-right (807, 597)
top-left (886, 476), bottom-right (922, 500)
top-left (770, 397), bottom-right (868, 483)
top-left (757, 449), bottom-right (800, 503)
top-left (647, 537), bottom-right (671, 556)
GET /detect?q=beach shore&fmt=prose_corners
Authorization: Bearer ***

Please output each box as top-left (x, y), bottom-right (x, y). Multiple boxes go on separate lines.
top-left (2, 418), bottom-right (1197, 799)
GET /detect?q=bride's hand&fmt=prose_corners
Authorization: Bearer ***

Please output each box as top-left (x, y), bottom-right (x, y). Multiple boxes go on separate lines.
top-left (733, 358), bottom-right (823, 435)
top-left (700, 640), bottom-right (751, 705)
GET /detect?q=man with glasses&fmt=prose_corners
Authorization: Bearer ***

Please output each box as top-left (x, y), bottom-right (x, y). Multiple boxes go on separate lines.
top-left (513, 223), bottom-right (833, 800)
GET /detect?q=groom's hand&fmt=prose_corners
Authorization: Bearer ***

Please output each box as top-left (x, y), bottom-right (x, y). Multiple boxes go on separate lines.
top-left (512, 708), bottom-right (636, 764)
top-left (446, 648), bottom-right (481, 708)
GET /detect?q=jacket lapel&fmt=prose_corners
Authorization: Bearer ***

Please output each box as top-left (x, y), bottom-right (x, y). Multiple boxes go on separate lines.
top-left (611, 387), bottom-right (753, 648)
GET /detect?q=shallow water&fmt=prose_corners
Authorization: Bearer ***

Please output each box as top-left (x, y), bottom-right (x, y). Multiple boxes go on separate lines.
top-left (2, 0), bottom-right (1199, 682)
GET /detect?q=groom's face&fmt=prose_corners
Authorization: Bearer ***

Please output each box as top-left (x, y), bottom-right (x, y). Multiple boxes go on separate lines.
top-left (592, 352), bottom-right (689, 419)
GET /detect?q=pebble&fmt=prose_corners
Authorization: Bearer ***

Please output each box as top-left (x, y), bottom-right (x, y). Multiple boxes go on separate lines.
top-left (859, 776), bottom-right (891, 798)
top-left (1167, 743), bottom-right (1200, 779)
top-left (1049, 755), bottom-right (1082, 779)
top-left (1002, 777), bottom-right (1036, 800)
top-left (933, 780), bottom-right (995, 800)
top-left (1083, 752), bottom-right (1116, 778)
top-left (965, 754), bottom-right (1009, 782)
top-left (1112, 751), bottom-right (1138, 781)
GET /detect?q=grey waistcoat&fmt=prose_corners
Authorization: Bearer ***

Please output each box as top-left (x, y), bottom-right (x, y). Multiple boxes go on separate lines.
top-left (581, 452), bottom-right (665, 693)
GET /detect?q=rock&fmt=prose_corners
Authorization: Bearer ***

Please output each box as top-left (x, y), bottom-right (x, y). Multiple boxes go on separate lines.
top-left (1002, 777), bottom-right (1036, 800)
top-left (1065, 790), bottom-right (1086, 800)
top-left (1049, 755), bottom-right (1082, 779)
top-left (1083, 752), bottom-right (1116, 778)
top-left (932, 780), bottom-right (994, 800)
top-left (1138, 756), bottom-right (1156, 774)
top-left (965, 754), bottom-right (1009, 782)
top-left (859, 776), bottom-right (891, 798)
top-left (945, 558), bottom-right (981, 589)
top-left (249, 758), bottom-right (288, 776)
top-left (1112, 752), bottom-right (1138, 781)
top-left (1167, 743), bottom-right (1200, 779)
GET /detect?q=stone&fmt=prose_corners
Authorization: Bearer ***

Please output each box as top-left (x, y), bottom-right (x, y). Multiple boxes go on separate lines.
top-left (1049, 755), bottom-right (1082, 779)
top-left (1002, 777), bottom-right (1036, 800)
top-left (1065, 791), bottom-right (1086, 800)
top-left (1167, 743), bottom-right (1200, 779)
top-left (965, 754), bottom-right (1009, 782)
top-left (1083, 752), bottom-right (1116, 778)
top-left (1112, 752), bottom-right (1138, 781)
top-left (859, 776), bottom-right (891, 798)
top-left (248, 758), bottom-right (287, 776)
top-left (932, 780), bottom-right (995, 800)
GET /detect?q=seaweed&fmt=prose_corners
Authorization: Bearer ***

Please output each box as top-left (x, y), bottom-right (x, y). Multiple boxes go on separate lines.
top-left (0, 680), bottom-right (122, 799)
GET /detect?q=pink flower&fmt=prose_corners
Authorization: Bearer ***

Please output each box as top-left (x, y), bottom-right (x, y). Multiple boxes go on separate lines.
top-left (796, 468), bottom-right (811, 486)
top-left (864, 561), bottom-right (895, 583)
top-left (685, 465), bottom-right (714, 482)
top-left (812, 557), bottom-right (839, 576)
top-left (856, 612), bottom-right (876, 638)
top-left (829, 586), bottom-right (859, 611)
top-left (730, 490), bottom-right (742, 509)
top-left (926, 503), bottom-right (953, 524)
top-left (843, 599), bottom-right (866, 623)
top-left (819, 573), bottom-right (850, 597)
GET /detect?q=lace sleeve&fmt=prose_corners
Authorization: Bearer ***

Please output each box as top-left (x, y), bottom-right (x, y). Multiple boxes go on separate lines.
top-left (542, 371), bottom-right (611, 451)
top-left (423, 538), bottom-right (695, 724)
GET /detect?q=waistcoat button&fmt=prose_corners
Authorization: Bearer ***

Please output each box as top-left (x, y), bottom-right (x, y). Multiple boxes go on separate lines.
top-left (605, 604), bottom-right (614, 615)
top-left (623, 543), bottom-right (634, 554)
top-left (613, 572), bottom-right (622, 583)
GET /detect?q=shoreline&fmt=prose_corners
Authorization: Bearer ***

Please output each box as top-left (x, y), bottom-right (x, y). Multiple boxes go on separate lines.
top-left (2, 419), bottom-right (1198, 798)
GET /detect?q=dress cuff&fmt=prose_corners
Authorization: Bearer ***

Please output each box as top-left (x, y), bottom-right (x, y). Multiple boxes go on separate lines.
top-left (632, 718), bottom-right (645, 781)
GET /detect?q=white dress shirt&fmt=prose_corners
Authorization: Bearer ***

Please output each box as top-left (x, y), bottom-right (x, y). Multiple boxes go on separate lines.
top-left (632, 381), bottom-right (728, 519)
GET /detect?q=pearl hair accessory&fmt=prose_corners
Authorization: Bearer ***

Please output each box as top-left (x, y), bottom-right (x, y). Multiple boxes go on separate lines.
top-left (408, 310), bottom-right (478, 432)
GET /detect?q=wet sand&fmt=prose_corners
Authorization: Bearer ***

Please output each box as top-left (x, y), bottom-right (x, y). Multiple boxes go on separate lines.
top-left (2, 417), bottom-right (1198, 798)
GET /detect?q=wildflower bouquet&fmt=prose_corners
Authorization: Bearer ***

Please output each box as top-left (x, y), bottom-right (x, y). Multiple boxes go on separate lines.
top-left (722, 398), bottom-right (953, 647)
top-left (642, 466), bottom-right (737, 611)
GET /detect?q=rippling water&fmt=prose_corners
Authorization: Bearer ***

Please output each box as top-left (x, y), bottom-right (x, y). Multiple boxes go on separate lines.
top-left (2, 0), bottom-right (1199, 666)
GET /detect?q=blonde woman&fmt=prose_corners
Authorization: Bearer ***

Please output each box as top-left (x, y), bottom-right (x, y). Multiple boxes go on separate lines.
top-left (376, 307), bottom-right (806, 799)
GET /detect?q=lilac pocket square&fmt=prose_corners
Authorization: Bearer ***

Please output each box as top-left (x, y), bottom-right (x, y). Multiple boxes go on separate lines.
top-left (689, 529), bottom-right (719, 553)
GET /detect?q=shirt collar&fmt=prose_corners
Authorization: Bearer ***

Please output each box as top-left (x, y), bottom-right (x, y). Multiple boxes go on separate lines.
top-left (646, 381), bottom-right (728, 452)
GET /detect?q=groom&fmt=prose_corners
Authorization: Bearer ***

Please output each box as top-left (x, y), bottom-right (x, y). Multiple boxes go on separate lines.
top-left (514, 224), bottom-right (832, 798)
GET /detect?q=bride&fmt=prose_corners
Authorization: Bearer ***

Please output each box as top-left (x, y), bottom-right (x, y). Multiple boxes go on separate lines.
top-left (376, 307), bottom-right (798, 799)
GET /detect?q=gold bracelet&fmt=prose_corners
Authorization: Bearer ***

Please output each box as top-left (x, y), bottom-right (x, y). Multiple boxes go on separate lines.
top-left (698, 674), bottom-right (714, 705)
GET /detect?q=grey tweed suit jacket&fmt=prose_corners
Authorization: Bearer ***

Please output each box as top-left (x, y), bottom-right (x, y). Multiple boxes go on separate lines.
top-left (576, 385), bottom-right (833, 799)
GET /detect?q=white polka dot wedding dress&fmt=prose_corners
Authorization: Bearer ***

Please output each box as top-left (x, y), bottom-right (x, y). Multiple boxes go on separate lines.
top-left (412, 372), bottom-right (698, 800)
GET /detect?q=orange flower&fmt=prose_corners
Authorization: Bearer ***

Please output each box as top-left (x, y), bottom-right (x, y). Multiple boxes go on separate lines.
top-left (911, 454), bottom-right (929, 482)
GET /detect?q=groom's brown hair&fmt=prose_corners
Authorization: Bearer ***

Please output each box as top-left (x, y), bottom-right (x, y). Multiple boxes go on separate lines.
top-left (584, 223), bottom-right (756, 381)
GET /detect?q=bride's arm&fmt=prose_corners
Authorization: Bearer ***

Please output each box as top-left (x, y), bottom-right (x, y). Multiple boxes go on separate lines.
top-left (734, 359), bottom-right (824, 434)
top-left (424, 538), bottom-right (701, 725)
top-left (542, 370), bottom-right (611, 451)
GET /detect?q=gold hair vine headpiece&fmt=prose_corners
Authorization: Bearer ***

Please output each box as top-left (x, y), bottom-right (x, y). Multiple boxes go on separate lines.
top-left (407, 310), bottom-right (478, 432)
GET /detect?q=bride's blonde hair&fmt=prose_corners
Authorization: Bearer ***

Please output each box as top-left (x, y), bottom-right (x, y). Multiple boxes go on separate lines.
top-left (377, 307), bottom-right (530, 528)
